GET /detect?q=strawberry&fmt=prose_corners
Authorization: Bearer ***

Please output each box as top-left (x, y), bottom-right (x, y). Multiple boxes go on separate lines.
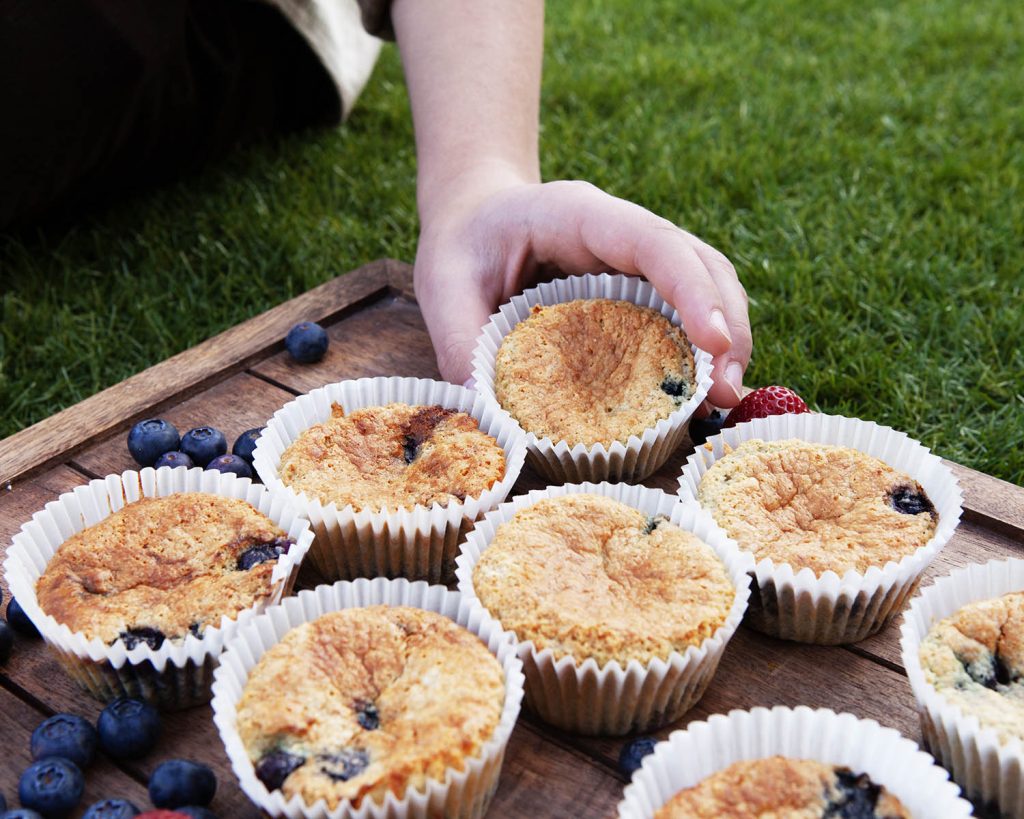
top-left (723, 385), bottom-right (809, 428)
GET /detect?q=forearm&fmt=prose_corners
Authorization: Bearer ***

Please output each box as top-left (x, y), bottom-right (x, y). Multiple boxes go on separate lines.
top-left (390, 0), bottom-right (543, 223)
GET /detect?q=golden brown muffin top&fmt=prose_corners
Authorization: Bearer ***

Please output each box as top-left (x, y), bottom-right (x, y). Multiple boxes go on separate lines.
top-left (654, 756), bottom-right (910, 818)
top-left (696, 439), bottom-right (938, 576)
top-left (235, 606), bottom-right (505, 809)
top-left (919, 591), bottom-right (1024, 745)
top-left (472, 494), bottom-right (734, 666)
top-left (493, 299), bottom-right (696, 446)
top-left (277, 402), bottom-right (506, 511)
top-left (35, 493), bottom-right (292, 648)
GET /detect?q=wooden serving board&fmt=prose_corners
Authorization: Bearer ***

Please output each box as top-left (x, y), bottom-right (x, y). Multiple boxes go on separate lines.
top-left (1, 260), bottom-right (1022, 818)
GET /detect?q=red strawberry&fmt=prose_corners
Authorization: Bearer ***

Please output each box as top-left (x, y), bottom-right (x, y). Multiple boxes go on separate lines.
top-left (723, 385), bottom-right (809, 428)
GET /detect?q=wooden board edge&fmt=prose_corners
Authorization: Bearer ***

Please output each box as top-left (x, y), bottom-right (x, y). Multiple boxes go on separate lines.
top-left (0, 259), bottom-right (401, 487)
top-left (946, 460), bottom-right (1024, 538)
top-left (384, 258), bottom-right (415, 299)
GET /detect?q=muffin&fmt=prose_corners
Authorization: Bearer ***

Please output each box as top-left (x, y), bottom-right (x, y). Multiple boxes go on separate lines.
top-left (697, 438), bottom-right (938, 576)
top-left (493, 299), bottom-right (696, 447)
top-left (35, 492), bottom-right (295, 648)
top-left (918, 590), bottom-right (1024, 746)
top-left (234, 605), bottom-right (506, 810)
top-left (471, 493), bottom-right (734, 666)
top-left (652, 757), bottom-right (910, 818)
top-left (277, 402), bottom-right (506, 512)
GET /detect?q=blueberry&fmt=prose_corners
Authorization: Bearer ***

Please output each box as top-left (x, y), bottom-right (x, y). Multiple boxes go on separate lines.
top-left (19, 757), bottom-right (85, 818)
top-left (81, 799), bottom-right (140, 819)
top-left (660, 375), bottom-right (687, 398)
top-left (179, 427), bottom-right (227, 468)
top-left (31, 714), bottom-right (97, 769)
top-left (148, 760), bottom-right (216, 809)
top-left (618, 737), bottom-right (658, 778)
top-left (127, 420), bottom-right (181, 468)
top-left (0, 792), bottom-right (4, 812)
top-left (254, 749), bottom-right (306, 791)
top-left (354, 701), bottom-right (379, 731)
top-left (118, 627), bottom-right (166, 651)
top-left (7, 598), bottom-right (40, 638)
top-left (98, 698), bottom-right (161, 759)
top-left (236, 538), bottom-right (292, 571)
top-left (176, 808), bottom-right (218, 819)
top-left (1, 810), bottom-right (44, 819)
top-left (204, 454), bottom-right (252, 480)
top-left (153, 451), bottom-right (193, 470)
top-left (889, 484), bottom-right (936, 517)
top-left (828, 768), bottom-right (881, 815)
top-left (285, 322), bottom-right (329, 364)
top-left (231, 428), bottom-right (263, 466)
top-left (642, 516), bottom-right (667, 536)
top-left (0, 619), bottom-right (13, 663)
top-left (315, 749), bottom-right (369, 782)
top-left (688, 409), bottom-right (727, 446)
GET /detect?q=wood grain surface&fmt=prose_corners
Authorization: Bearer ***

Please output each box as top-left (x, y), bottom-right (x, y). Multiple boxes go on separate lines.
top-left (1, 261), bottom-right (1022, 818)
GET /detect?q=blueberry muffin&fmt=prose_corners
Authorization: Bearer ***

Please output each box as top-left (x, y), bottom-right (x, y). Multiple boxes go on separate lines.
top-left (493, 299), bottom-right (695, 446)
top-left (654, 756), bottom-right (910, 818)
top-left (472, 494), bottom-right (734, 665)
top-left (35, 493), bottom-right (294, 649)
top-left (919, 591), bottom-right (1024, 745)
top-left (697, 439), bottom-right (938, 575)
top-left (277, 403), bottom-right (506, 511)
top-left (235, 606), bottom-right (505, 809)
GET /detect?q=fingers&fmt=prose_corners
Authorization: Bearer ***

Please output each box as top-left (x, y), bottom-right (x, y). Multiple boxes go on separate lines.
top-left (528, 181), bottom-right (752, 403)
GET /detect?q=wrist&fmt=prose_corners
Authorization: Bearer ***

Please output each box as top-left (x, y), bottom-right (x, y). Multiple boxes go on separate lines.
top-left (417, 155), bottom-right (538, 231)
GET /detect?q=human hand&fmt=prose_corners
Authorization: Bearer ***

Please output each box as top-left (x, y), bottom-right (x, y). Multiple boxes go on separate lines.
top-left (413, 171), bottom-right (752, 408)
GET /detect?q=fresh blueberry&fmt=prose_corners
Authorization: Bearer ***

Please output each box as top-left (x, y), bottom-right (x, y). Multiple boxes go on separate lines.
top-left (7, 598), bottom-right (40, 638)
top-left (231, 428), bottom-right (263, 466)
top-left (179, 427), bottom-right (227, 468)
top-left (98, 698), bottom-right (161, 759)
top-left (0, 619), bottom-right (13, 663)
top-left (236, 538), bottom-right (291, 571)
top-left (285, 322), bottom-right (329, 364)
top-left (254, 749), bottom-right (306, 791)
top-left (153, 451), bottom-right (193, 470)
top-left (204, 454), bottom-right (252, 480)
top-left (19, 757), bottom-right (85, 818)
top-left (889, 484), bottom-right (936, 517)
top-left (1, 810), bottom-right (44, 819)
top-left (127, 420), bottom-right (181, 467)
top-left (81, 799), bottom-right (141, 819)
top-left (688, 409), bottom-right (727, 446)
top-left (618, 737), bottom-right (658, 778)
top-left (175, 809), bottom-right (218, 819)
top-left (118, 627), bottom-right (166, 651)
top-left (31, 714), bottom-right (97, 769)
top-left (148, 760), bottom-right (216, 809)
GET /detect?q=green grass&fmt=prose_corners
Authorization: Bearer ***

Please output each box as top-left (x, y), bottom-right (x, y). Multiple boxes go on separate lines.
top-left (2, 0), bottom-right (1022, 483)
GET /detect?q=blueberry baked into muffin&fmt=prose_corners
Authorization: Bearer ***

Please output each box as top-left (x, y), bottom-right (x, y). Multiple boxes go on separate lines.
top-left (235, 606), bottom-right (505, 809)
top-left (654, 756), bottom-right (911, 818)
top-left (493, 299), bottom-right (696, 446)
top-left (919, 591), bottom-right (1024, 745)
top-left (277, 402), bottom-right (506, 511)
top-left (472, 494), bottom-right (734, 665)
top-left (697, 439), bottom-right (938, 575)
top-left (35, 493), bottom-right (294, 649)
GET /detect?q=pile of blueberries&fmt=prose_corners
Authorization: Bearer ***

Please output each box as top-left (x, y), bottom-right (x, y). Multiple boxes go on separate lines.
top-left (1, 697), bottom-right (217, 818)
top-left (127, 422), bottom-right (263, 481)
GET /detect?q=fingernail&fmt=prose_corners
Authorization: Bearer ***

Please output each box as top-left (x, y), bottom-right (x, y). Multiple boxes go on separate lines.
top-left (463, 377), bottom-right (477, 391)
top-left (725, 361), bottom-right (744, 401)
top-left (709, 309), bottom-right (732, 344)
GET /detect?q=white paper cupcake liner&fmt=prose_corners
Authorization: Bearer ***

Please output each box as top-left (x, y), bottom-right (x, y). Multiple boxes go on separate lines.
top-left (211, 577), bottom-right (524, 819)
top-left (901, 558), bottom-right (1024, 816)
top-left (2, 466), bottom-right (314, 709)
top-left (252, 377), bottom-right (526, 584)
top-left (677, 412), bottom-right (963, 645)
top-left (618, 705), bottom-right (972, 817)
top-left (470, 273), bottom-right (714, 483)
top-left (455, 481), bottom-right (753, 736)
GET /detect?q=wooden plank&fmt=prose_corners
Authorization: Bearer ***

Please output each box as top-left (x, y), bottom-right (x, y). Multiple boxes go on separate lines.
top-left (0, 684), bottom-right (153, 815)
top-left (71, 373), bottom-right (298, 480)
top-left (0, 260), bottom-right (402, 488)
top-left (947, 460), bottom-right (1024, 538)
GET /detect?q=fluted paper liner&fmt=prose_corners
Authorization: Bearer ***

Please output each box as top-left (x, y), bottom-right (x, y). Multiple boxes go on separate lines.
top-left (677, 412), bottom-right (963, 644)
top-left (211, 577), bottom-right (524, 819)
top-left (618, 705), bottom-right (972, 817)
top-left (253, 377), bottom-right (526, 583)
top-left (470, 273), bottom-right (714, 483)
top-left (455, 481), bottom-right (752, 735)
top-left (2, 466), bottom-right (314, 709)
top-left (901, 559), bottom-right (1024, 816)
